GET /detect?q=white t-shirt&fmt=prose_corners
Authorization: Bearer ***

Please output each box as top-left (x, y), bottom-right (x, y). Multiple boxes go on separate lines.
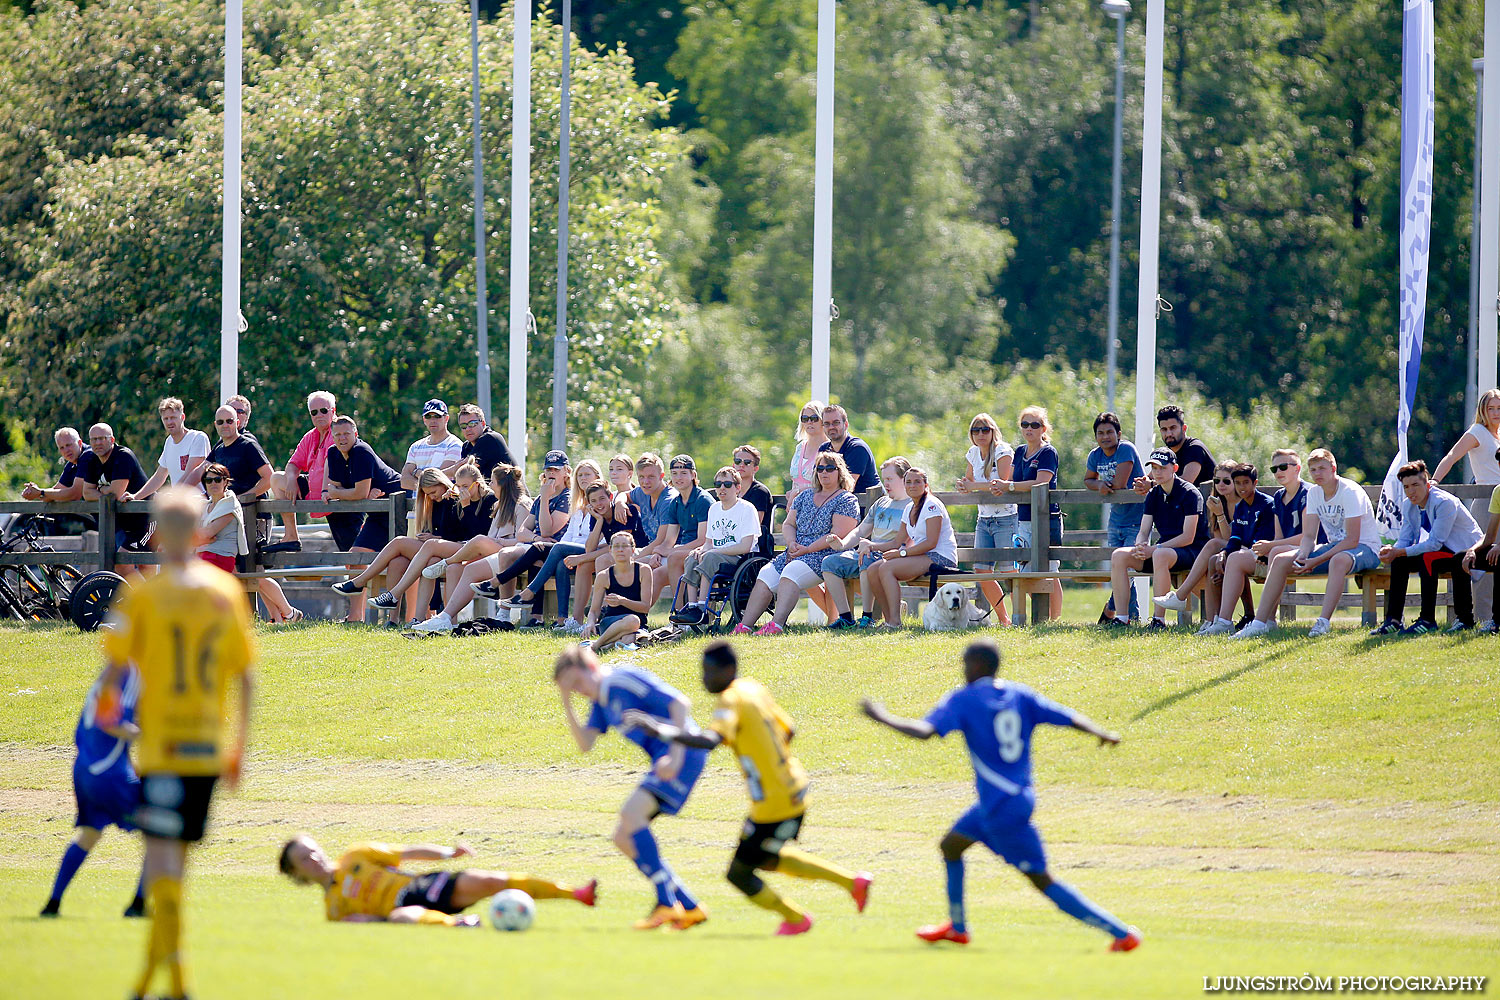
top-left (966, 442), bottom-right (1016, 518)
top-left (1311, 477), bottom-right (1379, 547)
top-left (159, 429), bottom-right (211, 484)
top-left (198, 493), bottom-right (247, 557)
top-left (487, 494), bottom-right (531, 541)
top-left (904, 494), bottom-right (958, 566)
top-left (405, 433), bottom-right (464, 472)
top-left (1465, 422), bottom-right (1500, 485)
top-left (703, 498), bottom-right (760, 549)
top-left (560, 508), bottom-right (593, 546)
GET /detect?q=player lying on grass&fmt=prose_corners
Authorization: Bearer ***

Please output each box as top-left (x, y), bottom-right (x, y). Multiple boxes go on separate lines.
top-left (861, 638), bottom-right (1142, 952)
top-left (554, 644), bottom-right (709, 931)
top-left (278, 836), bottom-right (596, 925)
top-left (40, 663), bottom-right (147, 919)
top-left (623, 640), bottom-right (873, 936)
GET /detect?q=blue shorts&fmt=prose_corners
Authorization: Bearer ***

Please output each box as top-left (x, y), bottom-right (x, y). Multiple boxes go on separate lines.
top-left (1142, 546), bottom-right (1202, 573)
top-left (951, 791), bottom-right (1046, 874)
top-left (821, 550), bottom-right (880, 579)
top-left (639, 747), bottom-right (708, 817)
top-left (1303, 542), bottom-right (1381, 575)
top-left (74, 764), bottom-right (140, 832)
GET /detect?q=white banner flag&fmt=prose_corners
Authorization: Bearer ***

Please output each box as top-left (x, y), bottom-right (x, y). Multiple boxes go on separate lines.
top-left (1378, 0), bottom-right (1435, 541)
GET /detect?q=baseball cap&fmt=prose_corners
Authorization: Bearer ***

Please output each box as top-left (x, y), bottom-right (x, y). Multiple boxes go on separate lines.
top-left (422, 399), bottom-right (448, 416)
top-left (543, 449), bottom-right (570, 468)
top-left (1144, 448), bottom-right (1177, 469)
top-left (668, 455), bottom-right (696, 471)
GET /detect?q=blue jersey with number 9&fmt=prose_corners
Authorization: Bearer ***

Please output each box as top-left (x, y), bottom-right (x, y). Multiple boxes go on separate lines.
top-left (924, 679), bottom-right (1076, 813)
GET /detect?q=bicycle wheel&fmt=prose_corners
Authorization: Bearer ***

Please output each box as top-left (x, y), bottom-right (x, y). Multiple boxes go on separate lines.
top-left (69, 571), bottom-right (126, 632)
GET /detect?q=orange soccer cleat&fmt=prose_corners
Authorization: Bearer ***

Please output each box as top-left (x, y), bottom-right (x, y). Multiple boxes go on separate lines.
top-left (672, 905), bottom-right (710, 931)
top-left (1109, 927), bottom-right (1143, 952)
top-left (916, 920), bottom-right (970, 945)
top-left (633, 904), bottom-right (683, 930)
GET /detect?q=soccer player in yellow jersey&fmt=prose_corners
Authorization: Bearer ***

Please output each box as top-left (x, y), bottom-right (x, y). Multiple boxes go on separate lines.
top-left (277, 835), bottom-right (597, 925)
top-left (625, 640), bottom-right (873, 935)
top-left (95, 487), bottom-right (255, 1000)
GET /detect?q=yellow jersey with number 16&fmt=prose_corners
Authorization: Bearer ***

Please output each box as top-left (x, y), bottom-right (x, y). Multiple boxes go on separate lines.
top-left (709, 678), bottom-right (809, 823)
top-left (101, 562), bottom-right (256, 776)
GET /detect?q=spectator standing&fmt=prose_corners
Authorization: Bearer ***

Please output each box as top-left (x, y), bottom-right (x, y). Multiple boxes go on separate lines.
top-left (322, 416), bottom-right (404, 623)
top-left (1431, 388), bottom-right (1500, 631)
top-left (817, 405), bottom-right (879, 497)
top-left (956, 413), bottom-right (1014, 624)
top-left (225, 394), bottom-right (255, 440)
top-left (127, 398), bottom-right (210, 501)
top-left (456, 404), bottom-right (515, 479)
top-left (400, 399), bottom-right (465, 490)
top-left (822, 457), bottom-right (911, 628)
top-left (76, 423), bottom-right (150, 552)
top-left (266, 390), bottom-right (338, 553)
top-left (998, 406), bottom-right (1063, 624)
top-left (732, 445), bottom-right (777, 559)
top-left (21, 427), bottom-right (85, 502)
top-left (1370, 461), bottom-right (1482, 635)
top-left (673, 466), bottom-right (760, 620)
top-left (870, 467), bottom-right (960, 629)
top-left (788, 401), bottom-right (829, 502)
top-left (1085, 412), bottom-right (1146, 622)
top-left (1145, 405), bottom-right (1215, 487)
top-left (1104, 449), bottom-right (1208, 630)
top-left (1462, 461), bottom-right (1500, 579)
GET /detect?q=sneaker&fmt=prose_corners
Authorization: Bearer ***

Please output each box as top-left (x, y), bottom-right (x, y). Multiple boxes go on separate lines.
top-left (330, 580), bottom-right (362, 596)
top-left (1370, 619), bottom-right (1403, 636)
top-left (473, 581), bottom-right (501, 600)
top-left (410, 612), bottom-right (454, 633)
top-left (369, 591), bottom-right (398, 610)
top-left (672, 905), bottom-right (710, 931)
top-left (573, 879), bottom-right (598, 907)
top-left (855, 614), bottom-right (877, 628)
top-left (517, 618), bottom-right (545, 630)
top-left (633, 904), bottom-right (683, 930)
top-left (1232, 618), bottom-right (1272, 640)
top-left (578, 640), bottom-right (593, 649)
top-left (1400, 618), bottom-right (1438, 636)
top-left (616, 642), bottom-right (640, 651)
top-left (827, 615), bottom-right (857, 630)
top-left (1143, 618), bottom-right (1167, 632)
top-left (915, 919), bottom-right (969, 945)
top-left (1198, 618), bottom-right (1234, 636)
top-left (851, 873), bottom-right (873, 913)
top-left (421, 561), bottom-right (448, 580)
top-left (775, 914), bottom-right (813, 936)
top-left (754, 621), bottom-right (785, 636)
top-left (1110, 926), bottom-right (1143, 952)
top-left (1308, 617), bottom-right (1332, 637)
top-left (669, 604), bottom-right (708, 627)
top-left (1153, 592), bottom-right (1189, 613)
top-left (499, 592), bottom-right (533, 609)
top-left (732, 623), bottom-right (753, 634)
top-left (554, 618), bottom-right (585, 634)
top-left (1478, 620), bottom-right (1498, 635)
top-left (1099, 616), bottom-right (1129, 629)
top-left (1446, 620), bottom-right (1474, 634)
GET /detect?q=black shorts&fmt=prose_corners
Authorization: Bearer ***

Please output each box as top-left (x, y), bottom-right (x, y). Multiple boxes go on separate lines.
top-left (395, 871), bottom-right (463, 914)
top-left (734, 813), bottom-right (805, 870)
top-left (134, 773), bottom-right (219, 843)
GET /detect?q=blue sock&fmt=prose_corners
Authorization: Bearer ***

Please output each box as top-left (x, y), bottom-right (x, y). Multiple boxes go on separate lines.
top-left (630, 829), bottom-right (676, 907)
top-left (667, 868), bottom-right (699, 911)
top-left (48, 842), bottom-right (89, 904)
top-left (944, 859), bottom-right (967, 932)
top-left (1043, 880), bottom-right (1129, 939)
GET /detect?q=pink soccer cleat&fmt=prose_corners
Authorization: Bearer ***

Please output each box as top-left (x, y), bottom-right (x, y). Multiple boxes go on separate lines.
top-left (851, 873), bottom-right (873, 913)
top-left (775, 914), bottom-right (813, 936)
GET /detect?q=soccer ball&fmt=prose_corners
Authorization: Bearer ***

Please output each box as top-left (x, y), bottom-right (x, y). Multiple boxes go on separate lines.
top-left (489, 889), bottom-right (536, 932)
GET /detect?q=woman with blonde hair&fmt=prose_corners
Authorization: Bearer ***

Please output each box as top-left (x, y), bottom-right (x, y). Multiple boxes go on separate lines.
top-left (956, 411), bottom-right (1014, 625)
top-left (1432, 387), bottom-right (1500, 630)
top-left (788, 399), bottom-right (829, 501)
top-left (994, 405), bottom-right (1063, 624)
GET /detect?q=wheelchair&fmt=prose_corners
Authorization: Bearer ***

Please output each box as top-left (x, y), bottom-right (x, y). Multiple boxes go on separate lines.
top-left (668, 553), bottom-right (770, 634)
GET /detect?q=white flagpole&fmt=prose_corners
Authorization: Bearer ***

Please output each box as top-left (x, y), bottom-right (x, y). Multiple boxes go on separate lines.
top-left (508, 0), bottom-right (532, 471)
top-left (1481, 0), bottom-right (1500, 391)
top-left (1132, 0), bottom-right (1164, 453)
top-left (219, 0), bottom-right (243, 402)
top-left (810, 0), bottom-right (835, 403)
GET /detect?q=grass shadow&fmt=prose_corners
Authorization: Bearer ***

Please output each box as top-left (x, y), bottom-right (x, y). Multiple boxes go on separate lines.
top-left (1129, 642), bottom-right (1306, 723)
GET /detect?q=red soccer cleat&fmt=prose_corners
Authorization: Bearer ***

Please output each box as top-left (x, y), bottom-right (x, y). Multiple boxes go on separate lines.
top-left (775, 914), bottom-right (813, 936)
top-left (851, 873), bottom-right (873, 914)
top-left (1110, 927), bottom-right (1142, 952)
top-left (573, 879), bottom-right (598, 907)
top-left (916, 920), bottom-right (970, 945)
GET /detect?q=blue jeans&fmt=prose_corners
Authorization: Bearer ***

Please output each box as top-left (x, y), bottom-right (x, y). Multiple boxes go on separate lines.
top-left (533, 542), bottom-right (586, 618)
top-left (975, 513), bottom-right (1020, 571)
top-left (1104, 511), bottom-right (1144, 620)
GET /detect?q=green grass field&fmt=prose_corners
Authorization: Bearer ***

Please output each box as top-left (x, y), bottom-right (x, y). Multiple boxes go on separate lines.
top-left (1, 614), bottom-right (1496, 999)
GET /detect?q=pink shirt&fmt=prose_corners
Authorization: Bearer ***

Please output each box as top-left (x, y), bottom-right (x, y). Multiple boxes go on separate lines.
top-left (289, 426), bottom-right (333, 499)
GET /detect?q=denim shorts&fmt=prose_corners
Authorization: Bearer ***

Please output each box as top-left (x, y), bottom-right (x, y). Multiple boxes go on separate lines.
top-left (1106, 504), bottom-right (1144, 545)
top-left (821, 549), bottom-right (880, 579)
top-left (1016, 516), bottom-right (1063, 572)
top-left (975, 514), bottom-right (1019, 571)
top-left (1302, 542), bottom-right (1380, 575)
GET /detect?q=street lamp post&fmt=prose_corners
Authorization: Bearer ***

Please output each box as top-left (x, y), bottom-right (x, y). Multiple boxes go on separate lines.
top-left (551, 0), bottom-right (571, 451)
top-left (467, 0), bottom-right (492, 425)
top-left (1470, 58), bottom-right (1484, 421)
top-left (1102, 0), bottom-right (1129, 416)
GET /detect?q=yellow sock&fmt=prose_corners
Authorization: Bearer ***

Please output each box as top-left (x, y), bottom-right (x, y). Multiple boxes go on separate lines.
top-left (415, 910), bottom-right (462, 926)
top-left (134, 877), bottom-right (185, 998)
top-left (773, 846), bottom-right (854, 890)
top-left (503, 874), bottom-right (574, 901)
top-left (747, 885), bottom-right (804, 922)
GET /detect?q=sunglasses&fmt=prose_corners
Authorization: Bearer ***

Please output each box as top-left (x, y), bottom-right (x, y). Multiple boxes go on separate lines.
top-left (816, 465), bottom-right (838, 473)
top-left (1270, 463), bottom-right (1294, 473)
top-left (713, 480), bottom-right (736, 490)
top-left (1020, 420), bottom-right (1043, 429)
top-left (309, 407), bottom-right (330, 415)
top-left (1215, 477), bottom-right (1233, 485)
top-left (733, 457), bottom-right (756, 465)
top-left (232, 407), bottom-right (248, 415)
top-left (970, 427), bottom-right (992, 433)
top-left (202, 476), bottom-right (225, 484)
top-left (214, 418), bottom-right (236, 425)
top-left (459, 420), bottom-right (482, 430)
top-left (800, 414), bottom-right (820, 423)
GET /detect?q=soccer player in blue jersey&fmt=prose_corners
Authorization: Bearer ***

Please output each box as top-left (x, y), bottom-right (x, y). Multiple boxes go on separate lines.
top-left (554, 644), bottom-right (710, 931)
top-left (40, 663), bottom-right (147, 918)
top-left (861, 639), bottom-right (1141, 951)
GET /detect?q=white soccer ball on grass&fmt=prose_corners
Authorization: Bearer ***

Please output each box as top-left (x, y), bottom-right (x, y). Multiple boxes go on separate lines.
top-left (489, 889), bottom-right (536, 931)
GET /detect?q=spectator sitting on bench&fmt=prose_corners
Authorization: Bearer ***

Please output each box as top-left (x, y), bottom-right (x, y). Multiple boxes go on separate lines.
top-left (125, 398), bottom-right (209, 502)
top-left (823, 457), bottom-right (911, 629)
top-left (1431, 389), bottom-right (1500, 633)
top-left (645, 456), bottom-right (712, 609)
top-left (1154, 461), bottom-right (1268, 623)
top-left (20, 426), bottom-right (85, 502)
top-left (265, 390), bottom-right (338, 554)
top-left (732, 445), bottom-right (777, 560)
top-left (323, 415), bottom-right (405, 624)
top-left (627, 453), bottom-right (678, 581)
top-left (1086, 411), bottom-right (1146, 623)
top-left (568, 481), bottom-right (648, 624)
top-left (1370, 460), bottom-right (1482, 636)
top-left (1201, 449), bottom-right (1320, 635)
top-left (414, 466), bottom-right (537, 632)
top-left (580, 533), bottom-right (654, 653)
top-left (1461, 452), bottom-right (1500, 581)
top-left (77, 422), bottom-right (151, 558)
top-left (195, 462), bottom-right (300, 624)
top-left (1104, 449), bottom-right (1208, 631)
top-left (1233, 448), bottom-right (1381, 639)
top-left (734, 452), bottom-right (859, 636)
top-left (400, 399), bottom-right (465, 491)
top-left (672, 466), bottom-right (760, 625)
top-left (870, 467), bottom-right (960, 630)
top-left (608, 453), bottom-right (636, 498)
top-left (818, 405), bottom-right (880, 497)
top-left (999, 405), bottom-right (1063, 625)
top-left (489, 456), bottom-right (592, 629)
top-left (956, 413), bottom-right (1013, 626)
